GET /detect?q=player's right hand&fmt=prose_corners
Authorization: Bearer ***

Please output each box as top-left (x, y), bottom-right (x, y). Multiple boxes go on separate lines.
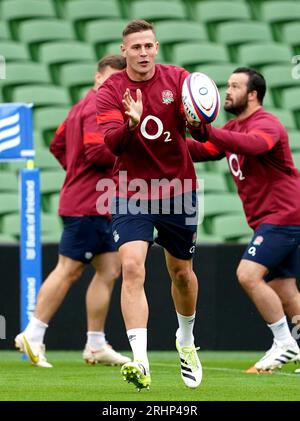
top-left (122, 88), bottom-right (143, 130)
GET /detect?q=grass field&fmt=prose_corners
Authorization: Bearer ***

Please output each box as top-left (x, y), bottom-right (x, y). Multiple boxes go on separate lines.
top-left (0, 350), bottom-right (299, 401)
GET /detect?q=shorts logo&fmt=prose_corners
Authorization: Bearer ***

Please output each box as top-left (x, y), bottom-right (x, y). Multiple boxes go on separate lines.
top-left (192, 232), bottom-right (197, 243)
top-left (84, 252), bottom-right (93, 260)
top-left (162, 90), bottom-right (174, 104)
top-left (253, 235), bottom-right (264, 246)
top-left (248, 246), bottom-right (256, 256)
top-left (113, 230), bottom-right (120, 243)
top-left (189, 245), bottom-right (195, 254)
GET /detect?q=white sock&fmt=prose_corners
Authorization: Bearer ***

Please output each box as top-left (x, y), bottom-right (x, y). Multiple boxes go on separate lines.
top-left (176, 312), bottom-right (195, 347)
top-left (268, 316), bottom-right (295, 345)
top-left (87, 331), bottom-right (106, 349)
top-left (24, 317), bottom-right (48, 344)
top-left (127, 328), bottom-right (148, 368)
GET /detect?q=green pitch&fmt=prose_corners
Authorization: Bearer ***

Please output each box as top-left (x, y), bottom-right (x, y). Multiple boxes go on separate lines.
top-left (0, 351), bottom-right (299, 401)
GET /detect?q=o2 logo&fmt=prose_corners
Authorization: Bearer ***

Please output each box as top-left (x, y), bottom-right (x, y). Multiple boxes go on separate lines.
top-left (140, 115), bottom-right (172, 142)
top-left (228, 154), bottom-right (245, 181)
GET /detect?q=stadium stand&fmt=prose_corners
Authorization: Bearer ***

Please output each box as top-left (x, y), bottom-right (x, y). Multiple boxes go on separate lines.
top-left (0, 0), bottom-right (300, 245)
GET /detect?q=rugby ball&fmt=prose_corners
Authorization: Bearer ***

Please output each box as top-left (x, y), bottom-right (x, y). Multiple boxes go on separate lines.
top-left (182, 72), bottom-right (220, 123)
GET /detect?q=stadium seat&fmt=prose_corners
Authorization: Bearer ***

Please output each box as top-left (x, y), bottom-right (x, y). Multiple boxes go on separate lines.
top-left (40, 170), bottom-right (65, 211)
top-left (0, 233), bottom-right (18, 244)
top-left (237, 43), bottom-right (293, 68)
top-left (64, 0), bottom-right (121, 39)
top-left (281, 87), bottom-right (300, 123)
top-left (195, 63), bottom-right (236, 87)
top-left (0, 193), bottom-right (19, 215)
top-left (59, 63), bottom-right (95, 102)
top-left (34, 149), bottom-right (63, 170)
top-left (1, 212), bottom-right (62, 239)
top-left (18, 19), bottom-right (76, 60)
top-left (196, 224), bottom-right (223, 244)
top-left (76, 86), bottom-right (91, 101)
top-left (0, 22), bottom-right (10, 40)
top-left (261, 64), bottom-right (297, 107)
top-left (292, 152), bottom-right (300, 171)
top-left (210, 214), bottom-right (252, 240)
top-left (288, 130), bottom-right (300, 152)
top-left (38, 41), bottom-right (96, 83)
top-left (41, 231), bottom-right (61, 244)
top-left (260, 1), bottom-right (300, 40)
top-left (0, 172), bottom-right (18, 192)
top-left (49, 193), bottom-right (60, 213)
top-left (130, 1), bottom-right (187, 22)
top-left (195, 170), bottom-right (228, 193)
top-left (84, 19), bottom-right (127, 54)
top-left (33, 129), bottom-right (47, 151)
top-left (1, 0), bottom-right (57, 39)
top-left (34, 106), bottom-right (70, 145)
top-left (0, 41), bottom-right (30, 62)
top-left (1, 62), bottom-right (51, 102)
top-left (172, 42), bottom-right (229, 71)
top-left (216, 21), bottom-right (273, 62)
top-left (155, 21), bottom-right (208, 62)
top-left (281, 23), bottom-right (300, 53)
top-left (11, 85), bottom-right (71, 108)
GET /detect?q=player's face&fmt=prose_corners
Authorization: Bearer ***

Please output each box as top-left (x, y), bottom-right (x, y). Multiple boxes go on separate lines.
top-left (224, 73), bottom-right (250, 115)
top-left (121, 30), bottom-right (159, 81)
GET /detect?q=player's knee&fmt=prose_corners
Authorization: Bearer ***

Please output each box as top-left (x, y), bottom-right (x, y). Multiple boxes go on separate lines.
top-left (236, 267), bottom-right (258, 290)
top-left (122, 258), bottom-right (144, 281)
top-left (172, 268), bottom-right (192, 289)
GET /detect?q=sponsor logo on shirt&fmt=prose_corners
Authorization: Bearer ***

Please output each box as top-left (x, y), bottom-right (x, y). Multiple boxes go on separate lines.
top-left (162, 90), bottom-right (174, 104)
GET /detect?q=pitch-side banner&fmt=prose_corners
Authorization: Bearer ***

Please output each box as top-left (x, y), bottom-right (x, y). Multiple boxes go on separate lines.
top-left (20, 168), bottom-right (41, 330)
top-left (0, 103), bottom-right (34, 160)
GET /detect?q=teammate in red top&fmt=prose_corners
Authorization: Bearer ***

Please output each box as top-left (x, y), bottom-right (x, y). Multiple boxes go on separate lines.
top-left (187, 67), bottom-right (300, 372)
top-left (96, 20), bottom-right (202, 390)
top-left (15, 55), bottom-right (130, 368)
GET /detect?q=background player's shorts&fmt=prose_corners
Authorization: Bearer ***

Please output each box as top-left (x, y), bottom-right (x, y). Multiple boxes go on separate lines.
top-left (242, 224), bottom-right (300, 281)
top-left (111, 192), bottom-right (198, 260)
top-left (59, 216), bottom-right (116, 264)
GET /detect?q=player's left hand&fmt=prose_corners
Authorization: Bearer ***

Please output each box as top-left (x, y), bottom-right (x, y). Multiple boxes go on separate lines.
top-left (184, 111), bottom-right (202, 128)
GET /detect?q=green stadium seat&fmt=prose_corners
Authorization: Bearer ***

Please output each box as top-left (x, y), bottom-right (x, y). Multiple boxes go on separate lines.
top-left (292, 152), bottom-right (300, 171)
top-left (210, 214), bottom-right (252, 240)
top-left (130, 1), bottom-right (187, 22)
top-left (195, 170), bottom-right (228, 193)
top-left (41, 231), bottom-right (61, 244)
top-left (0, 233), bottom-right (18, 244)
top-left (18, 19), bottom-right (76, 60)
top-left (84, 19), bottom-right (127, 53)
top-left (34, 106), bottom-right (69, 145)
top-left (58, 63), bottom-right (95, 102)
top-left (11, 85), bottom-right (71, 108)
top-left (0, 41), bottom-right (30, 62)
top-left (216, 21), bottom-right (273, 62)
top-left (0, 22), bottom-right (10, 40)
top-left (38, 41), bottom-right (96, 83)
top-left (64, 0), bottom-right (121, 39)
top-left (196, 224), bottom-right (223, 244)
top-left (40, 170), bottom-right (65, 211)
top-left (0, 172), bottom-right (18, 192)
top-left (155, 21), bottom-right (208, 62)
top-left (288, 130), bottom-right (300, 152)
top-left (194, 63), bottom-right (236, 87)
top-left (237, 235), bottom-right (252, 244)
top-left (1, 212), bottom-right (62, 239)
top-left (261, 64), bottom-right (297, 107)
top-left (237, 43), bottom-right (293, 68)
top-left (281, 23), bottom-right (300, 53)
top-left (34, 149), bottom-right (62, 170)
top-left (0, 193), bottom-right (19, 215)
top-left (1, 62), bottom-right (51, 101)
top-left (1, 0), bottom-right (57, 40)
top-left (209, 158), bottom-right (237, 193)
top-left (260, 2), bottom-right (300, 40)
top-left (281, 87), bottom-right (300, 127)
top-left (33, 129), bottom-right (47, 150)
top-left (49, 193), bottom-right (60, 213)
top-left (76, 86), bottom-right (91, 101)
top-left (265, 107), bottom-right (297, 131)
top-left (172, 42), bottom-right (229, 71)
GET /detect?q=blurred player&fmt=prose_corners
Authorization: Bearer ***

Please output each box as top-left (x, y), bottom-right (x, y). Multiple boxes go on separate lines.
top-left (15, 55), bottom-right (130, 368)
top-left (187, 67), bottom-right (300, 372)
top-left (96, 20), bottom-right (202, 390)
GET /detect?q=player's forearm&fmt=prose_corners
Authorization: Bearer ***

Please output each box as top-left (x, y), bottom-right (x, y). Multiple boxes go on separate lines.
top-left (104, 123), bottom-right (135, 156)
top-left (84, 144), bottom-right (116, 167)
top-left (187, 123), bottom-right (210, 143)
top-left (207, 126), bottom-right (274, 155)
top-left (187, 138), bottom-right (224, 162)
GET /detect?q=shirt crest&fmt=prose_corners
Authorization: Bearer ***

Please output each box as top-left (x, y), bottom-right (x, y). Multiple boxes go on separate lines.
top-left (162, 90), bottom-right (174, 104)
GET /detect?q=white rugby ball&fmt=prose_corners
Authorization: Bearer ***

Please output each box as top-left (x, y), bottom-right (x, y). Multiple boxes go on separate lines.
top-left (182, 72), bottom-right (220, 123)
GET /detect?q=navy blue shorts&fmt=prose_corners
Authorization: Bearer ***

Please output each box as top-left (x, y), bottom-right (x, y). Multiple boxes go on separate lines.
top-left (242, 224), bottom-right (300, 281)
top-left (111, 192), bottom-right (198, 260)
top-left (59, 216), bottom-right (116, 264)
